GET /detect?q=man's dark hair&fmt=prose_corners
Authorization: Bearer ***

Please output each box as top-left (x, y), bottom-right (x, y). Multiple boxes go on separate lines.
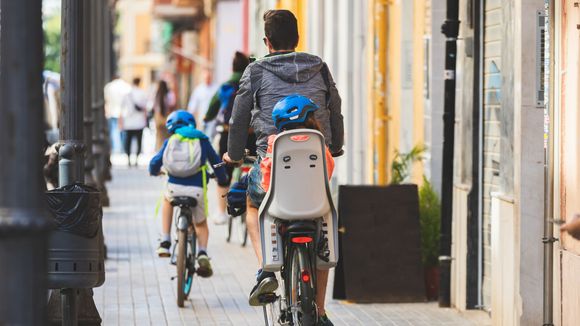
top-left (132, 77), bottom-right (141, 86)
top-left (232, 51), bottom-right (250, 73)
top-left (263, 10), bottom-right (299, 50)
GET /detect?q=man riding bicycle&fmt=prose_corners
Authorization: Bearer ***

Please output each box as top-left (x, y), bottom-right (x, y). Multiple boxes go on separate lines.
top-left (222, 10), bottom-right (344, 326)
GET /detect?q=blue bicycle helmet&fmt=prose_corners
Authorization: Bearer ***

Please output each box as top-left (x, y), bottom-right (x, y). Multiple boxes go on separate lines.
top-left (166, 110), bottom-right (196, 133)
top-left (272, 95), bottom-right (319, 131)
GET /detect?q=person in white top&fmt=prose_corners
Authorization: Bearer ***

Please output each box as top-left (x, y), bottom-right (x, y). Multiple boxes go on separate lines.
top-left (187, 69), bottom-right (218, 140)
top-left (104, 76), bottom-right (131, 153)
top-left (119, 77), bottom-right (148, 166)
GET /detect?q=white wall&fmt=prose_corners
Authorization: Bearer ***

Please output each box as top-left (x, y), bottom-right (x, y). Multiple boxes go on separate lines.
top-left (214, 0), bottom-right (243, 84)
top-left (314, 0), bottom-right (368, 186)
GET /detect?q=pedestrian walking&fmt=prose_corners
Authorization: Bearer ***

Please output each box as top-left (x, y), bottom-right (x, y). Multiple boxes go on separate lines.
top-left (104, 75), bottom-right (131, 153)
top-left (151, 80), bottom-right (177, 151)
top-left (119, 77), bottom-right (148, 166)
top-left (187, 69), bottom-right (218, 140)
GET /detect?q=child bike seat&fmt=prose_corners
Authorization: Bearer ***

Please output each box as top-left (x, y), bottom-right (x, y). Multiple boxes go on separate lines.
top-left (171, 196), bottom-right (198, 208)
top-left (261, 129), bottom-right (332, 220)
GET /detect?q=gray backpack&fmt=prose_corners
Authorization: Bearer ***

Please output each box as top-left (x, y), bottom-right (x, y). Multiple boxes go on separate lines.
top-left (163, 134), bottom-right (202, 177)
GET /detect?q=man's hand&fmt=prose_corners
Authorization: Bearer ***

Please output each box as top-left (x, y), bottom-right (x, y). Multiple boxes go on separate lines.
top-left (222, 152), bottom-right (243, 167)
top-left (561, 213), bottom-right (580, 240)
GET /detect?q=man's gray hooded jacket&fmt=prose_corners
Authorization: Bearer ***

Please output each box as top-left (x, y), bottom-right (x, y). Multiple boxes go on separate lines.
top-left (227, 52), bottom-right (344, 160)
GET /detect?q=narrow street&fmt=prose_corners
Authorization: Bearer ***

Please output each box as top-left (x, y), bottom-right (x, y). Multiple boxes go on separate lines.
top-left (93, 166), bottom-right (489, 326)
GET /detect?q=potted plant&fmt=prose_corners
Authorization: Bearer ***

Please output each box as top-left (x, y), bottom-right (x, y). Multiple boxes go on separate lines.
top-left (418, 176), bottom-right (441, 300)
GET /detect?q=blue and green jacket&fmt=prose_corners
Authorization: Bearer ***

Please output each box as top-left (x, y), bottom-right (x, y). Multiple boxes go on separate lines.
top-left (149, 126), bottom-right (227, 187)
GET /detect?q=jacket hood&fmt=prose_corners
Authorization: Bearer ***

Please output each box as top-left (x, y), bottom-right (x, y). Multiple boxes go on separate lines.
top-left (256, 52), bottom-right (323, 83)
top-left (175, 126), bottom-right (208, 140)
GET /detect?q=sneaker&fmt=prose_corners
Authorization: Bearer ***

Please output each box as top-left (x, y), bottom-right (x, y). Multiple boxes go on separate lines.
top-left (213, 212), bottom-right (229, 225)
top-left (157, 241), bottom-right (171, 257)
top-left (196, 251), bottom-right (213, 278)
top-left (248, 270), bottom-right (278, 306)
top-left (317, 314), bottom-right (334, 326)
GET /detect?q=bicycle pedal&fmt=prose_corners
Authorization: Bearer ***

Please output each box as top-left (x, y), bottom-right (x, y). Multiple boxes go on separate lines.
top-left (258, 293), bottom-right (278, 304)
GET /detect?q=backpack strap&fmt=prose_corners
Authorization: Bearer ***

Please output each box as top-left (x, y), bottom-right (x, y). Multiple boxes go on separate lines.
top-left (201, 165), bottom-right (209, 217)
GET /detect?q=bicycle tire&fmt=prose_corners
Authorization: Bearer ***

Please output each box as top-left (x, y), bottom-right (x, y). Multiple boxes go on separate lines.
top-left (176, 229), bottom-right (187, 307)
top-left (288, 245), bottom-right (317, 325)
top-left (183, 231), bottom-right (196, 298)
top-left (241, 214), bottom-right (248, 247)
top-left (226, 215), bottom-right (233, 242)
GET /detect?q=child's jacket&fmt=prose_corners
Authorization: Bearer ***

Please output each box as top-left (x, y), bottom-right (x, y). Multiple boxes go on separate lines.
top-left (149, 126), bottom-right (227, 186)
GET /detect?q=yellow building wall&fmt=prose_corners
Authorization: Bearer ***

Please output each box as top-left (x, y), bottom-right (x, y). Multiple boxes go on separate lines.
top-left (385, 1), bottom-right (401, 183)
top-left (276, 0), bottom-right (308, 51)
top-left (367, 0), bottom-right (428, 185)
top-left (411, 0), bottom-right (426, 184)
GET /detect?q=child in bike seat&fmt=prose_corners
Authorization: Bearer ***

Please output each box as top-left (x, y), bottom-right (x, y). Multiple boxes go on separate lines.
top-left (149, 110), bottom-right (227, 278)
top-left (244, 95), bottom-right (336, 313)
top-left (247, 94), bottom-right (335, 209)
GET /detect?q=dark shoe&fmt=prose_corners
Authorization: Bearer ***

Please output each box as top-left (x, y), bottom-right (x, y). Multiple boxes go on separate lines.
top-left (317, 314), bottom-right (334, 326)
top-left (248, 270), bottom-right (278, 306)
top-left (156, 241), bottom-right (171, 257)
top-left (196, 252), bottom-right (213, 278)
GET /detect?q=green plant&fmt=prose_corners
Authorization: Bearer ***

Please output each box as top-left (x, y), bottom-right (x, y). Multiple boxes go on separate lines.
top-left (419, 176), bottom-right (441, 267)
top-left (43, 13), bottom-right (61, 73)
top-left (390, 144), bottom-right (426, 184)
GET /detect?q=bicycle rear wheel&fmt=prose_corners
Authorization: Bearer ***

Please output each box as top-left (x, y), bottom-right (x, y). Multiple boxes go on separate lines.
top-left (287, 245), bottom-right (317, 325)
top-left (176, 229), bottom-right (187, 307)
top-left (183, 231), bottom-right (196, 298)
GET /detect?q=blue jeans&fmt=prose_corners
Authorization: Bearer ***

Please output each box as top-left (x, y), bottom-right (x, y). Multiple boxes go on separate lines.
top-left (247, 160), bottom-right (266, 208)
top-left (108, 118), bottom-right (122, 153)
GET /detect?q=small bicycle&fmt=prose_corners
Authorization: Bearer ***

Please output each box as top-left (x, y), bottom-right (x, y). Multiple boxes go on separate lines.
top-left (169, 196), bottom-right (198, 307)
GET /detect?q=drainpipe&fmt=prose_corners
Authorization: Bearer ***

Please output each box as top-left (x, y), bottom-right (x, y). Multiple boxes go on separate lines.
top-left (543, 1), bottom-right (556, 325)
top-left (438, 0), bottom-right (460, 307)
top-left (0, 0), bottom-right (50, 323)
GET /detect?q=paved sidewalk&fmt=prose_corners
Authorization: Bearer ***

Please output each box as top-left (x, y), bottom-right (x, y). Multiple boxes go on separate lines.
top-left (94, 167), bottom-right (490, 326)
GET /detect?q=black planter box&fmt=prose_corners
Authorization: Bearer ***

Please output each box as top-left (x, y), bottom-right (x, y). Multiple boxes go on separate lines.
top-left (333, 185), bottom-right (426, 303)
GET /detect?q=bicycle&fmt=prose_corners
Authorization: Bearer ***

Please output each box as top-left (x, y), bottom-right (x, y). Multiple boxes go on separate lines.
top-left (169, 196), bottom-right (198, 307)
top-left (255, 129), bottom-right (340, 326)
top-left (225, 159), bottom-right (255, 247)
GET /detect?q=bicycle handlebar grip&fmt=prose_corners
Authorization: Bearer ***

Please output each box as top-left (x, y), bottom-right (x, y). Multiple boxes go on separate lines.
top-left (213, 162), bottom-right (226, 169)
top-left (331, 149), bottom-right (345, 158)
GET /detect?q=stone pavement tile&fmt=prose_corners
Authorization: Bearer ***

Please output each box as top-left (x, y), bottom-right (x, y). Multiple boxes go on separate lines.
top-left (94, 168), bottom-right (489, 326)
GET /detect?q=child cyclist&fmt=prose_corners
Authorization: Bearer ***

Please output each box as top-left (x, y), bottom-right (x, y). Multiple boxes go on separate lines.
top-left (149, 110), bottom-right (227, 278)
top-left (244, 95), bottom-right (335, 325)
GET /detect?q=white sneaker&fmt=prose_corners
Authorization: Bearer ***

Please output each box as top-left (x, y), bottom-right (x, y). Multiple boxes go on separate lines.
top-left (213, 213), bottom-right (229, 225)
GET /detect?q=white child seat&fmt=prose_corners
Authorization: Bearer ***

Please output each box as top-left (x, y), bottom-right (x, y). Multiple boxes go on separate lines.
top-left (259, 129), bottom-right (339, 271)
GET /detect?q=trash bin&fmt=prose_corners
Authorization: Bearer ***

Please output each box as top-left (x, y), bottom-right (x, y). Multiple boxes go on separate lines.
top-left (46, 184), bottom-right (104, 289)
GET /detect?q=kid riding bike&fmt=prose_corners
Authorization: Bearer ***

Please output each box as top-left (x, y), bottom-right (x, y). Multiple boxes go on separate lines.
top-left (149, 110), bottom-right (227, 307)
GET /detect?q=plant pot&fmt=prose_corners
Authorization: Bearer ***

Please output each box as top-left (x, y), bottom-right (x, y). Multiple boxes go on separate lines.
top-left (424, 266), bottom-right (440, 301)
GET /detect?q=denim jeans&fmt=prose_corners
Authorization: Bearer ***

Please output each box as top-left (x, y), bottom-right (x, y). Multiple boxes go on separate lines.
top-left (108, 118), bottom-right (122, 153)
